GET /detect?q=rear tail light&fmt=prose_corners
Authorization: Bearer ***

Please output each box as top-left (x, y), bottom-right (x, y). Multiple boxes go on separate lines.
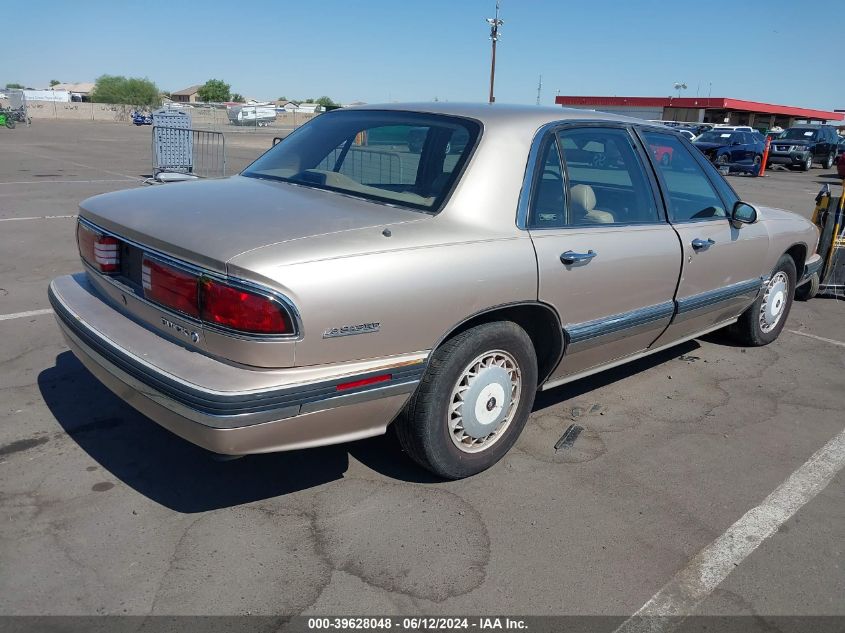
top-left (200, 278), bottom-right (292, 334)
top-left (80, 221), bottom-right (295, 336)
top-left (77, 222), bottom-right (120, 273)
top-left (142, 256), bottom-right (200, 318)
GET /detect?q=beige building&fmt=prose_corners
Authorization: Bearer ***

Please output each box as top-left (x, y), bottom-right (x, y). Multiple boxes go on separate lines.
top-left (171, 85), bottom-right (202, 103)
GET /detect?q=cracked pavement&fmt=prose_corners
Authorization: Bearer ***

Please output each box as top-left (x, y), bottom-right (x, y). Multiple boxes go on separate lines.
top-left (0, 122), bottom-right (842, 620)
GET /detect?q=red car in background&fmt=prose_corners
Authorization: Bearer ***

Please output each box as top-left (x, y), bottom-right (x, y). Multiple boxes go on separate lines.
top-left (651, 144), bottom-right (673, 165)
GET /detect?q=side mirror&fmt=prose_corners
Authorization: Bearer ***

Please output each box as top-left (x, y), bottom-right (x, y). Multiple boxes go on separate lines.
top-left (732, 201), bottom-right (757, 226)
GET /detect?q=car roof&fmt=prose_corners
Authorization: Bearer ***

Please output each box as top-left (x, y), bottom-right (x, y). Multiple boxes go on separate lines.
top-left (344, 102), bottom-right (650, 132)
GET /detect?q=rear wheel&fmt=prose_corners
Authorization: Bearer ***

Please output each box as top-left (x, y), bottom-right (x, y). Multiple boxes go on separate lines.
top-left (395, 321), bottom-right (537, 479)
top-left (731, 255), bottom-right (796, 346)
top-left (822, 153), bottom-right (834, 169)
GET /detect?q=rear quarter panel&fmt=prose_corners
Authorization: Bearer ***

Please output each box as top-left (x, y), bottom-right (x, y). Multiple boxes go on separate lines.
top-left (228, 218), bottom-right (539, 366)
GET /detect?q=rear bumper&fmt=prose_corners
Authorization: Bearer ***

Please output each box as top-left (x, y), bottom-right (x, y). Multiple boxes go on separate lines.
top-left (49, 273), bottom-right (426, 455)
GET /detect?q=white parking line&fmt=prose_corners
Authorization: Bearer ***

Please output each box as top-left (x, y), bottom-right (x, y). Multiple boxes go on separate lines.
top-left (0, 309), bottom-right (54, 321)
top-left (614, 426), bottom-right (845, 633)
top-left (0, 215), bottom-right (76, 222)
top-left (788, 329), bottom-right (845, 349)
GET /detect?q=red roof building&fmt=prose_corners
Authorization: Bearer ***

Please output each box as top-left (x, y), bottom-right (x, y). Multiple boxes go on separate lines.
top-left (554, 96), bottom-right (844, 129)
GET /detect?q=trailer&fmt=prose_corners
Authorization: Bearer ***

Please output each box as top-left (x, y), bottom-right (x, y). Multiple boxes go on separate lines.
top-left (227, 104), bottom-right (276, 127)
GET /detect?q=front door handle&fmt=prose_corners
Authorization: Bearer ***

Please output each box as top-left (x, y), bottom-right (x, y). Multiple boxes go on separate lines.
top-left (560, 250), bottom-right (597, 265)
top-left (691, 238), bottom-right (715, 251)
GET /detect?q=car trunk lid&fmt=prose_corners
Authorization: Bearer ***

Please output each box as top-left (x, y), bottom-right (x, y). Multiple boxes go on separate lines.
top-left (79, 175), bottom-right (423, 272)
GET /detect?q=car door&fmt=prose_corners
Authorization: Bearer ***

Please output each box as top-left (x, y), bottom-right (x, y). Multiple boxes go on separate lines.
top-left (525, 124), bottom-right (682, 382)
top-left (639, 130), bottom-right (770, 344)
top-left (729, 133), bottom-right (744, 163)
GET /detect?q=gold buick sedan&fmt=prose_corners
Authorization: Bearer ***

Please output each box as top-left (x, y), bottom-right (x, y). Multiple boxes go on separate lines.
top-left (49, 103), bottom-right (821, 478)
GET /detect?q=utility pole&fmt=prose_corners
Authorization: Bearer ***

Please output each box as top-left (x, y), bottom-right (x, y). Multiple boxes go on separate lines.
top-left (486, 1), bottom-right (503, 103)
top-left (536, 74), bottom-right (542, 106)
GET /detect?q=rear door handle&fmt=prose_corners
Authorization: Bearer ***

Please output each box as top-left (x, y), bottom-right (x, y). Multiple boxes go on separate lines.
top-left (691, 238), bottom-right (715, 251)
top-left (560, 250), bottom-right (597, 265)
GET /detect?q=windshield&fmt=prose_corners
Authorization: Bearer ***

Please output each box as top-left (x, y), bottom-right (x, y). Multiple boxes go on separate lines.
top-left (695, 131), bottom-right (737, 144)
top-left (779, 128), bottom-right (817, 140)
top-left (242, 110), bottom-right (480, 212)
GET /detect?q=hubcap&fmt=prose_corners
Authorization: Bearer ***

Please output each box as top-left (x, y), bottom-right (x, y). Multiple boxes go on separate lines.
top-left (448, 350), bottom-right (521, 453)
top-left (760, 271), bottom-right (789, 333)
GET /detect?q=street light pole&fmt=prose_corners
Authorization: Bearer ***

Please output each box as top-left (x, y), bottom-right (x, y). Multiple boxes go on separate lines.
top-left (486, 1), bottom-right (503, 103)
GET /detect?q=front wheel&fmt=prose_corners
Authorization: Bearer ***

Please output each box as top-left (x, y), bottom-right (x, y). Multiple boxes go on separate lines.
top-left (731, 255), bottom-right (796, 346)
top-left (5, 118), bottom-right (15, 129)
top-left (802, 154), bottom-right (812, 171)
top-left (395, 321), bottom-right (538, 479)
top-left (795, 272), bottom-right (819, 301)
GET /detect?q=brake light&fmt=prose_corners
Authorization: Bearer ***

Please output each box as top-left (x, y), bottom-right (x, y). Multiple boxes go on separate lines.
top-left (142, 256), bottom-right (200, 317)
top-left (200, 278), bottom-right (292, 334)
top-left (77, 222), bottom-right (120, 273)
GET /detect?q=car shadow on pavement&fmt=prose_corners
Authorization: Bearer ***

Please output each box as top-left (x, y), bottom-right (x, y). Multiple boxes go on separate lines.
top-left (532, 340), bottom-right (700, 411)
top-left (38, 352), bottom-right (433, 513)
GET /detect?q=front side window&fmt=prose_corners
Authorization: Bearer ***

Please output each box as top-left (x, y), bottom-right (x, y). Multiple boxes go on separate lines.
top-left (642, 131), bottom-right (730, 222)
top-left (242, 111), bottom-right (480, 212)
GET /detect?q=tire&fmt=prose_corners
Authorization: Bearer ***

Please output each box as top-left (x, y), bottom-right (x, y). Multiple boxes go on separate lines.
top-left (802, 154), bottom-right (812, 171)
top-left (753, 154), bottom-right (762, 167)
top-left (822, 153), bottom-right (834, 170)
top-left (795, 272), bottom-right (819, 302)
top-left (395, 321), bottom-right (538, 479)
top-left (5, 118), bottom-right (15, 129)
top-left (731, 255), bottom-right (797, 346)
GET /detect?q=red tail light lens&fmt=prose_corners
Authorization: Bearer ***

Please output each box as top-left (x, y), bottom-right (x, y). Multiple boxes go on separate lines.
top-left (200, 278), bottom-right (292, 334)
top-left (78, 222), bottom-right (120, 273)
top-left (142, 256), bottom-right (200, 318)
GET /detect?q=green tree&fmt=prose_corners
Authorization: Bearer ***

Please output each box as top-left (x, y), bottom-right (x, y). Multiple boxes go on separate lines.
top-left (197, 79), bottom-right (230, 103)
top-left (90, 75), bottom-right (160, 107)
top-left (231, 93), bottom-right (245, 103)
top-left (49, 79), bottom-right (60, 87)
top-left (5, 83), bottom-right (24, 89)
top-left (314, 96), bottom-right (338, 108)
top-left (277, 95), bottom-right (288, 101)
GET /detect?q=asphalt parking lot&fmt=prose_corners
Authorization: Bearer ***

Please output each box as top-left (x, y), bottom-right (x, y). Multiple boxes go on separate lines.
top-left (1, 121), bottom-right (843, 626)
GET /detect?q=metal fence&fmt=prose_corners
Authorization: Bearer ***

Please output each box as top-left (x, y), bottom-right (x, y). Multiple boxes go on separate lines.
top-left (317, 147), bottom-right (405, 185)
top-left (151, 127), bottom-right (226, 178)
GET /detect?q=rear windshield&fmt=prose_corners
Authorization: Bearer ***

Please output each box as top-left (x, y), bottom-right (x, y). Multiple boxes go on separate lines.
top-left (242, 110), bottom-right (480, 212)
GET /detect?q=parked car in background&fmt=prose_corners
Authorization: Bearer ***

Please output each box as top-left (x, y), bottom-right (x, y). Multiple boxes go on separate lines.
top-left (693, 129), bottom-right (765, 167)
top-left (768, 125), bottom-right (840, 171)
top-left (49, 104), bottom-right (822, 479)
top-left (834, 137), bottom-right (845, 163)
top-left (713, 125), bottom-right (755, 133)
top-left (677, 129), bottom-right (697, 142)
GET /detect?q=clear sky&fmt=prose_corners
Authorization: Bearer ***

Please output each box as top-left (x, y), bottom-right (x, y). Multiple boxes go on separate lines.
top-left (7, 0), bottom-right (844, 111)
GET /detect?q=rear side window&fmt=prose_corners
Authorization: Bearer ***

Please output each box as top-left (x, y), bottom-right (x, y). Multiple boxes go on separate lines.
top-left (642, 131), bottom-right (731, 222)
top-left (557, 127), bottom-right (659, 226)
top-left (243, 111), bottom-right (480, 212)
